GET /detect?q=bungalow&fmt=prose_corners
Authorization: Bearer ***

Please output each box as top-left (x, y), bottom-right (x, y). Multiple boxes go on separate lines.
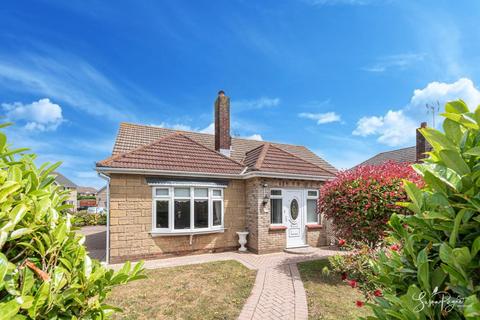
top-left (96, 91), bottom-right (337, 263)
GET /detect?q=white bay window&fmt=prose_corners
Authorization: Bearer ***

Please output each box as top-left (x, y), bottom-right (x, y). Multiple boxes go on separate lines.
top-left (152, 186), bottom-right (224, 234)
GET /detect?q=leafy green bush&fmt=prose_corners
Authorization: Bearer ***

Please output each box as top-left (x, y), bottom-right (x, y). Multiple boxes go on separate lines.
top-left (328, 244), bottom-right (381, 300)
top-left (365, 100), bottom-right (480, 319)
top-left (319, 162), bottom-right (422, 248)
top-left (77, 195), bottom-right (96, 200)
top-left (0, 123), bottom-right (145, 319)
top-left (73, 211), bottom-right (107, 227)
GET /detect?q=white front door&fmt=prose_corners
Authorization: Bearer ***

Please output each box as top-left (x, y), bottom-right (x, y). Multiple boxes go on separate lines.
top-left (284, 189), bottom-right (306, 248)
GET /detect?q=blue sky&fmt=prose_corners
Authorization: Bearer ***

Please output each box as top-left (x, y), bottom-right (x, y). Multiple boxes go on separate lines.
top-left (2, 0), bottom-right (480, 188)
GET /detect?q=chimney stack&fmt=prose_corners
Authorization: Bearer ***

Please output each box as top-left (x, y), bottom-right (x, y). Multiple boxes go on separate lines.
top-left (214, 90), bottom-right (231, 156)
top-left (416, 122), bottom-right (431, 162)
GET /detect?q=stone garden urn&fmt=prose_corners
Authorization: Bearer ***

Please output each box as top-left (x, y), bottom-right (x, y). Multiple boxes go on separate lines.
top-left (236, 231), bottom-right (249, 252)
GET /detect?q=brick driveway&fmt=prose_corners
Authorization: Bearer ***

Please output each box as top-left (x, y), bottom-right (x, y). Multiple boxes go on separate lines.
top-left (110, 247), bottom-right (340, 320)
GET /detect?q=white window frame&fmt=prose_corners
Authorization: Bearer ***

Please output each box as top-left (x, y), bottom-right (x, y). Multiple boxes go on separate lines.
top-left (151, 186), bottom-right (225, 235)
top-left (306, 189), bottom-right (320, 224)
top-left (270, 189), bottom-right (283, 225)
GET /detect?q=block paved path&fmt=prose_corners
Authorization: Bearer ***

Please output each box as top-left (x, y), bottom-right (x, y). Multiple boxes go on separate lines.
top-left (110, 247), bottom-right (340, 320)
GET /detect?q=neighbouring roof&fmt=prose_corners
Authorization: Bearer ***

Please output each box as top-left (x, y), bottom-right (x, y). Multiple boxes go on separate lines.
top-left (357, 146), bottom-right (416, 167)
top-left (77, 186), bottom-right (98, 194)
top-left (97, 122), bottom-right (337, 179)
top-left (52, 172), bottom-right (78, 189)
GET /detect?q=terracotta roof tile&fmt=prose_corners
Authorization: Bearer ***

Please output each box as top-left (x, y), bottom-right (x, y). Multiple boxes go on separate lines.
top-left (98, 133), bottom-right (245, 175)
top-left (245, 144), bottom-right (331, 176)
top-left (110, 123), bottom-right (337, 175)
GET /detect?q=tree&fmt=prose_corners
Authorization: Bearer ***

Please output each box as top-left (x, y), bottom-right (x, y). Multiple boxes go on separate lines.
top-left (319, 161), bottom-right (422, 248)
top-left (365, 100), bottom-right (480, 319)
top-left (0, 123), bottom-right (145, 319)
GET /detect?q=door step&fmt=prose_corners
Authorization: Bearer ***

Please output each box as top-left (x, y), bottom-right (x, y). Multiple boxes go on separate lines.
top-left (283, 246), bottom-right (316, 255)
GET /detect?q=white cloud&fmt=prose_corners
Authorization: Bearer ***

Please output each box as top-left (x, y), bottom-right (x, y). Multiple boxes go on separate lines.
top-left (299, 112), bottom-right (341, 124)
top-left (363, 53), bottom-right (425, 73)
top-left (2, 98), bottom-right (63, 131)
top-left (151, 122), bottom-right (215, 134)
top-left (243, 134), bottom-right (263, 141)
top-left (353, 78), bottom-right (480, 146)
top-left (409, 78), bottom-right (480, 110)
top-left (199, 123), bottom-right (215, 134)
top-left (0, 48), bottom-right (145, 121)
top-left (232, 97), bottom-right (280, 111)
top-left (353, 110), bottom-right (417, 146)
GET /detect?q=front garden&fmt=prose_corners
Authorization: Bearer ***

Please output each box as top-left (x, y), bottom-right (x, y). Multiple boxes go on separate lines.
top-left (108, 260), bottom-right (256, 319)
top-left (299, 259), bottom-right (371, 319)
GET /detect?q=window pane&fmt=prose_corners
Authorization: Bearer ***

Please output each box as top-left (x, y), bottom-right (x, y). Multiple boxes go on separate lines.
top-left (307, 199), bottom-right (318, 223)
top-left (174, 188), bottom-right (190, 197)
top-left (156, 200), bottom-right (169, 228)
top-left (194, 200), bottom-right (208, 228)
top-left (212, 189), bottom-right (222, 197)
top-left (308, 190), bottom-right (318, 197)
top-left (213, 201), bottom-right (222, 226)
top-left (270, 199), bottom-right (282, 224)
top-left (271, 190), bottom-right (281, 196)
top-left (155, 188), bottom-right (169, 196)
top-left (194, 188), bottom-right (208, 197)
top-left (174, 200), bottom-right (190, 229)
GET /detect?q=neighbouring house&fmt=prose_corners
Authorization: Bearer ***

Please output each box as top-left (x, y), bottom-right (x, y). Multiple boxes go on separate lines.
top-left (78, 186), bottom-right (98, 197)
top-left (96, 91), bottom-right (337, 263)
top-left (96, 185), bottom-right (107, 209)
top-left (53, 172), bottom-right (78, 212)
top-left (356, 122), bottom-right (432, 167)
top-left (77, 186), bottom-right (98, 210)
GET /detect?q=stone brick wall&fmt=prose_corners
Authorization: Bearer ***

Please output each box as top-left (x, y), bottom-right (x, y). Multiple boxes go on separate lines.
top-left (109, 174), bottom-right (246, 263)
top-left (245, 177), bottom-right (328, 254)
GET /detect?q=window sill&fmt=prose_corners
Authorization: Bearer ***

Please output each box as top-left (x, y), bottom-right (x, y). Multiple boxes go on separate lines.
top-left (306, 224), bottom-right (323, 230)
top-left (269, 225), bottom-right (287, 231)
top-left (150, 228), bottom-right (225, 237)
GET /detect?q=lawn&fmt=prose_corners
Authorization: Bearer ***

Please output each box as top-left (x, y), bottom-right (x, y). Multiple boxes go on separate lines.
top-left (108, 260), bottom-right (256, 320)
top-left (298, 259), bottom-right (372, 320)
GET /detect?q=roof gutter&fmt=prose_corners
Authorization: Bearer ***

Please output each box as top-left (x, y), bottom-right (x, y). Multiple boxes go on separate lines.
top-left (242, 171), bottom-right (335, 181)
top-left (95, 167), bottom-right (244, 179)
top-left (96, 166), bottom-right (334, 181)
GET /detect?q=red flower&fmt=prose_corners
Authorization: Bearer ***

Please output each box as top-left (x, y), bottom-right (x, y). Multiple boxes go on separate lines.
top-left (355, 300), bottom-right (364, 307)
top-left (341, 272), bottom-right (347, 280)
top-left (374, 289), bottom-right (382, 297)
top-left (390, 244), bottom-right (400, 251)
top-left (347, 280), bottom-right (357, 288)
top-left (338, 239), bottom-right (346, 246)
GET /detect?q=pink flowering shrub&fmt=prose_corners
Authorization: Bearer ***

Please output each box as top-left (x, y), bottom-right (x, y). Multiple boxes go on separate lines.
top-left (319, 161), bottom-right (422, 247)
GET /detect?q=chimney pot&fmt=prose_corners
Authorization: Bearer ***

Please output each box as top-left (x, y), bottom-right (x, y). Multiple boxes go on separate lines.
top-left (214, 91), bottom-right (231, 156)
top-left (416, 122), bottom-right (431, 162)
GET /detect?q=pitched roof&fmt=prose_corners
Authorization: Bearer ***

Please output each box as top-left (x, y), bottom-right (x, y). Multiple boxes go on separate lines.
top-left (52, 172), bottom-right (77, 188)
top-left (98, 132), bottom-right (246, 175)
top-left (244, 143), bottom-right (332, 176)
top-left (110, 122), bottom-right (337, 175)
top-left (77, 186), bottom-right (98, 194)
top-left (357, 146), bottom-right (416, 167)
